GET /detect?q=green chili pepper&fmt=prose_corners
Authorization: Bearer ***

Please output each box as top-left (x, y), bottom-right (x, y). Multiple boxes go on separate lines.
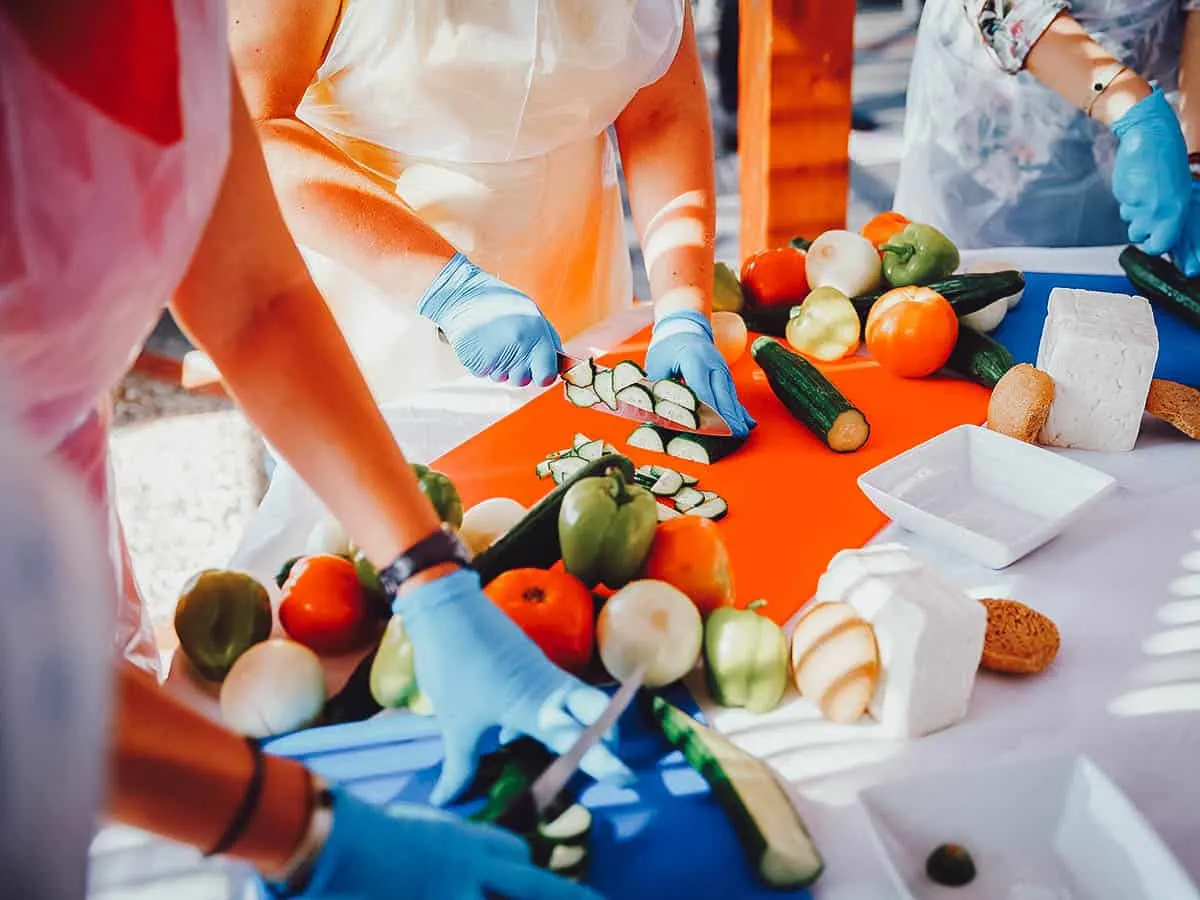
top-left (412, 463), bottom-right (464, 529)
top-left (703, 599), bottom-right (789, 714)
top-left (881, 223), bottom-right (961, 287)
top-left (558, 469), bottom-right (658, 589)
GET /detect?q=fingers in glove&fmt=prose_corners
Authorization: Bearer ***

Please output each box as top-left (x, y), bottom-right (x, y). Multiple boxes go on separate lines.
top-left (483, 859), bottom-right (606, 900)
top-left (1127, 219), bottom-right (1152, 247)
top-left (432, 725), bottom-right (489, 805)
top-left (1142, 218), bottom-right (1187, 259)
top-left (530, 338), bottom-right (560, 387)
top-left (707, 368), bottom-right (752, 437)
top-left (509, 364), bottom-right (534, 388)
top-left (514, 690), bottom-right (632, 787)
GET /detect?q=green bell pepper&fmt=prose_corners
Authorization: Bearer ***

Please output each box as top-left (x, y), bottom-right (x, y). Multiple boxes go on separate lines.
top-left (713, 261), bottom-right (745, 313)
top-left (704, 600), bottom-right (789, 714)
top-left (558, 469), bottom-right (658, 589)
top-left (412, 463), bottom-right (464, 529)
top-left (881, 223), bottom-right (960, 287)
top-left (174, 570), bottom-right (273, 682)
top-left (369, 614), bottom-right (432, 713)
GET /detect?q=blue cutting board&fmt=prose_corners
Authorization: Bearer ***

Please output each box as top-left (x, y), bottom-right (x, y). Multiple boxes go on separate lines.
top-left (991, 272), bottom-right (1200, 387)
top-left (261, 686), bottom-right (814, 900)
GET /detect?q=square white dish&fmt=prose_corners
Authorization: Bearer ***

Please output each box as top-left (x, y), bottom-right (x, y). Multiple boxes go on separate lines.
top-left (857, 425), bottom-right (1116, 569)
top-left (860, 754), bottom-right (1199, 900)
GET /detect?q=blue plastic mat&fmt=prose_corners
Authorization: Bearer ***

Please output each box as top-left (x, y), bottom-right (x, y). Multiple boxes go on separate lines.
top-left (263, 686), bottom-right (813, 900)
top-left (990, 271), bottom-right (1200, 387)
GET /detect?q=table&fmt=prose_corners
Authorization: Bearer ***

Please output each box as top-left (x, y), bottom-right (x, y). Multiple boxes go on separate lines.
top-left (89, 245), bottom-right (1200, 898)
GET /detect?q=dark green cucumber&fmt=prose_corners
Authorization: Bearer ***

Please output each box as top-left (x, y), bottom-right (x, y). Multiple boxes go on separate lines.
top-left (646, 695), bottom-right (824, 889)
top-left (750, 338), bottom-right (869, 452)
top-left (474, 453), bottom-right (635, 586)
top-left (1119, 245), bottom-right (1200, 328)
top-left (740, 271), bottom-right (1026, 337)
top-left (943, 326), bottom-right (1015, 388)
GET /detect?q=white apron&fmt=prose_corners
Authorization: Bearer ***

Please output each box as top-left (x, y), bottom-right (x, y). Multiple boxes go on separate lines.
top-left (295, 0), bottom-right (685, 406)
top-left (0, 0), bottom-right (231, 674)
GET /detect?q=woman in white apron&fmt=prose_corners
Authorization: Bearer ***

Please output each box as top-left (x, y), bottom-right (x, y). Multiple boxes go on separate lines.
top-left (229, 0), bottom-right (754, 436)
top-left (3, 3), bottom-right (626, 894)
top-left (895, 0), bottom-right (1200, 273)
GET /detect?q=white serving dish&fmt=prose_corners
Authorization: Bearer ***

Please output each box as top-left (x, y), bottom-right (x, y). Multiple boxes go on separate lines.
top-left (857, 425), bottom-right (1116, 569)
top-left (859, 754), bottom-right (1199, 900)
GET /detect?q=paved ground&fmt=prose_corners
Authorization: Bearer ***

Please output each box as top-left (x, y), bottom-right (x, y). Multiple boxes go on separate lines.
top-left (116, 2), bottom-right (918, 664)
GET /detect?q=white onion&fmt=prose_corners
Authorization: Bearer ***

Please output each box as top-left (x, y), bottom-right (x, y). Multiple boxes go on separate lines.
top-left (305, 515), bottom-right (350, 557)
top-left (597, 580), bottom-right (702, 687)
top-left (805, 230), bottom-right (883, 297)
top-left (220, 639), bottom-right (326, 738)
top-left (459, 498), bottom-right (527, 556)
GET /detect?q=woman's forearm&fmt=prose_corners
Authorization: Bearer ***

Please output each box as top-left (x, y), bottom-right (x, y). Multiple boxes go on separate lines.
top-left (614, 5), bottom-right (715, 319)
top-left (1024, 12), bottom-right (1151, 127)
top-left (1181, 12), bottom-right (1200, 150)
top-left (254, 116), bottom-right (456, 304)
top-left (108, 664), bottom-right (310, 875)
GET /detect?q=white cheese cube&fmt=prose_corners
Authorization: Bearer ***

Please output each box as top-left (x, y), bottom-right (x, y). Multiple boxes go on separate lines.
top-left (815, 544), bottom-right (985, 739)
top-left (1035, 288), bottom-right (1158, 452)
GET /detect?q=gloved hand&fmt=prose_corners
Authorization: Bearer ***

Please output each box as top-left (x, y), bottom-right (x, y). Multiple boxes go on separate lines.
top-left (395, 568), bottom-right (632, 804)
top-left (644, 309), bottom-right (755, 437)
top-left (1171, 182), bottom-right (1200, 278)
top-left (279, 786), bottom-right (602, 900)
top-left (1110, 89), bottom-right (1190, 257)
top-left (419, 252), bottom-right (563, 387)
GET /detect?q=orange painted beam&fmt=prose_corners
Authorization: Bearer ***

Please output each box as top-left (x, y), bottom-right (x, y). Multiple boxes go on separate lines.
top-left (738, 0), bottom-right (855, 260)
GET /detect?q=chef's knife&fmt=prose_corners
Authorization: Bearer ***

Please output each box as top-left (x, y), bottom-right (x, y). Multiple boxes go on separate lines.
top-left (491, 662), bottom-right (648, 835)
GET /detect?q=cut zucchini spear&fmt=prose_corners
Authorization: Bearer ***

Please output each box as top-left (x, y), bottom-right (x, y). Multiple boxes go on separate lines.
top-left (562, 360), bottom-right (595, 388)
top-left (646, 696), bottom-right (824, 889)
top-left (615, 384), bottom-right (654, 412)
top-left (593, 369), bottom-right (619, 410)
top-left (612, 360), bottom-right (647, 394)
top-left (627, 424), bottom-right (746, 465)
top-left (565, 384), bottom-right (601, 408)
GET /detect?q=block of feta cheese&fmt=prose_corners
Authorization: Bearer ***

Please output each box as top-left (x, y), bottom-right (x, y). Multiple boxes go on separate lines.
top-left (814, 544), bottom-right (985, 738)
top-left (1035, 287), bottom-right (1158, 452)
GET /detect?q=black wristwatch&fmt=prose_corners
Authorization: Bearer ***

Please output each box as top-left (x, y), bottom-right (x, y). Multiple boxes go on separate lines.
top-left (378, 524), bottom-right (472, 597)
top-left (1189, 151), bottom-right (1200, 181)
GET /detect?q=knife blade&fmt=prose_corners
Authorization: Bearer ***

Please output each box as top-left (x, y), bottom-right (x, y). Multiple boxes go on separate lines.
top-left (491, 663), bottom-right (648, 835)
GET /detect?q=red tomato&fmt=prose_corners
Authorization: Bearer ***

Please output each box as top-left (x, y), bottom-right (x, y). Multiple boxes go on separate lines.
top-left (484, 568), bottom-right (595, 673)
top-left (865, 286), bottom-right (959, 378)
top-left (740, 247), bottom-right (809, 307)
top-left (279, 555), bottom-right (370, 655)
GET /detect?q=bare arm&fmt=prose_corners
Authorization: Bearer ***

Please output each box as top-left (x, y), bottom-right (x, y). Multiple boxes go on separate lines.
top-left (1181, 10), bottom-right (1200, 150)
top-left (228, 0), bottom-right (454, 304)
top-left (614, 4), bottom-right (715, 319)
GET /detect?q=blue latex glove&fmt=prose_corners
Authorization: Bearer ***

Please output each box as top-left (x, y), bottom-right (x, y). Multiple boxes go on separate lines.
top-left (277, 786), bottom-right (602, 900)
top-left (644, 309), bottom-right (755, 437)
top-left (1110, 89), bottom-right (1190, 257)
top-left (419, 253), bottom-right (563, 387)
top-left (395, 569), bottom-right (632, 805)
top-left (1171, 182), bottom-right (1200, 278)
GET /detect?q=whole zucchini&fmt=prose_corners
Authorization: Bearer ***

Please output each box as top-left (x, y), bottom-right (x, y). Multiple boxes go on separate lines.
top-left (1119, 245), bottom-right (1200, 328)
top-left (943, 327), bottom-right (1015, 388)
top-left (740, 270), bottom-right (1026, 337)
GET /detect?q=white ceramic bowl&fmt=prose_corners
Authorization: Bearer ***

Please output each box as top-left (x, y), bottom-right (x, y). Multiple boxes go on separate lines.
top-left (857, 425), bottom-right (1117, 569)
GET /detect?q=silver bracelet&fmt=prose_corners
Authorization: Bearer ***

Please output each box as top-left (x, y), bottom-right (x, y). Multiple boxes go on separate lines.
top-left (266, 775), bottom-right (335, 897)
top-left (1084, 63), bottom-right (1129, 118)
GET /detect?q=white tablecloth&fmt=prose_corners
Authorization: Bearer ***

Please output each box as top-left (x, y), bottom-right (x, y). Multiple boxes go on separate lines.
top-left (89, 245), bottom-right (1200, 898)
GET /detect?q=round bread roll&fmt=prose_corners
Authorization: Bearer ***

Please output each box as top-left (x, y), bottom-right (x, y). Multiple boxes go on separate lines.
top-left (1145, 379), bottom-right (1200, 440)
top-left (979, 598), bottom-right (1060, 675)
top-left (987, 364), bottom-right (1054, 444)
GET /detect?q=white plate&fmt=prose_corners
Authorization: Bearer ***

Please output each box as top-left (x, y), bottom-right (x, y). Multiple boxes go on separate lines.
top-left (860, 754), bottom-right (1199, 900)
top-left (857, 425), bottom-right (1116, 569)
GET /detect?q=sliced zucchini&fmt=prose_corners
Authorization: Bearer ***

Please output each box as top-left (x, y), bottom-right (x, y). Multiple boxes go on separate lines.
top-left (549, 456), bottom-right (588, 484)
top-left (634, 464), bottom-right (657, 481)
top-left (666, 432), bottom-right (746, 465)
top-left (673, 487), bottom-right (705, 511)
top-left (615, 384), bottom-right (654, 412)
top-left (627, 424), bottom-right (666, 453)
top-left (646, 696), bottom-right (824, 889)
top-left (562, 360), bottom-right (595, 388)
top-left (535, 460), bottom-right (553, 479)
top-left (565, 384), bottom-right (601, 408)
top-left (612, 360), bottom-right (647, 394)
top-left (657, 503), bottom-right (683, 522)
top-left (681, 472), bottom-right (700, 486)
top-left (593, 369), bottom-right (619, 410)
top-left (537, 804), bottom-right (593, 844)
top-left (572, 433), bottom-right (592, 449)
top-left (575, 438), bottom-right (605, 462)
top-left (544, 448), bottom-right (574, 460)
top-left (650, 469), bottom-right (685, 497)
top-left (701, 490), bottom-right (721, 502)
top-left (652, 379), bottom-right (698, 411)
top-left (603, 442), bottom-right (620, 455)
top-left (654, 399), bottom-right (700, 430)
top-left (687, 498), bottom-right (728, 521)
top-left (547, 844), bottom-right (588, 873)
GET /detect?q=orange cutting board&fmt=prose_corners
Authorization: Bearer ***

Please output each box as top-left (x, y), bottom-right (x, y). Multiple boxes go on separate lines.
top-left (432, 329), bottom-right (989, 624)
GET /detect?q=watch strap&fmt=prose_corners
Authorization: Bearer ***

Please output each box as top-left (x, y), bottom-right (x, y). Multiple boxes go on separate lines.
top-left (378, 525), bottom-right (472, 596)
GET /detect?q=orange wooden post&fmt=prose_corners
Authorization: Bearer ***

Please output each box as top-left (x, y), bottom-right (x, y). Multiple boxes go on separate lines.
top-left (738, 0), bottom-right (856, 261)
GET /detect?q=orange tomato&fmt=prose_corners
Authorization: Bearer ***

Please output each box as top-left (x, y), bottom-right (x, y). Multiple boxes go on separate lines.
top-left (640, 517), bottom-right (734, 617)
top-left (865, 286), bottom-right (959, 378)
top-left (740, 246), bottom-right (809, 307)
top-left (485, 568), bottom-right (595, 674)
top-left (279, 555), bottom-right (370, 655)
top-left (861, 211), bottom-right (910, 248)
